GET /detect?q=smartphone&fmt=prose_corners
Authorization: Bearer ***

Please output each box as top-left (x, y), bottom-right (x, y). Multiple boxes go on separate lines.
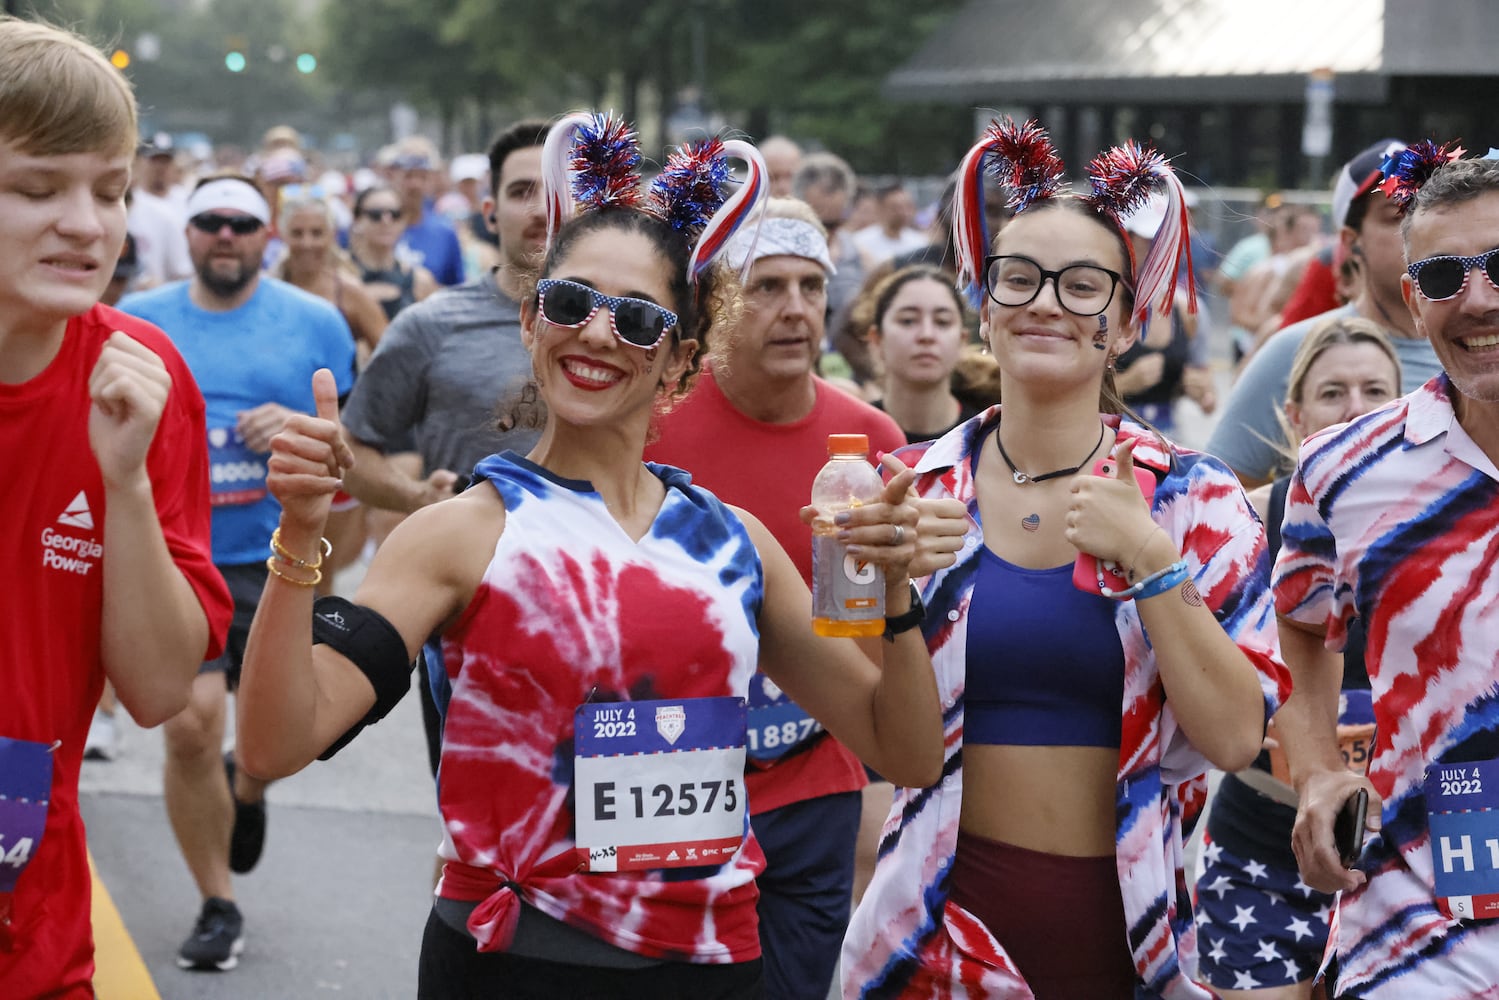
top-left (1334, 787), bottom-right (1370, 867)
top-left (1072, 457), bottom-right (1158, 597)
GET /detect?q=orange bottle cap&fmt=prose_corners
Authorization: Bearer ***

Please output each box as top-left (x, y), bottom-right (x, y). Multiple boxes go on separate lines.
top-left (827, 433), bottom-right (869, 455)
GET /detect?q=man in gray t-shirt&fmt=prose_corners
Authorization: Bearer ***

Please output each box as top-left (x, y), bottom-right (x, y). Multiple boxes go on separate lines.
top-left (341, 121), bottom-right (549, 513)
top-left (1205, 139), bottom-right (1443, 485)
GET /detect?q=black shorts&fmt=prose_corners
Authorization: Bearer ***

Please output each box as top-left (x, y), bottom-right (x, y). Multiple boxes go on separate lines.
top-left (417, 908), bottom-right (763, 999)
top-left (199, 561), bottom-right (269, 690)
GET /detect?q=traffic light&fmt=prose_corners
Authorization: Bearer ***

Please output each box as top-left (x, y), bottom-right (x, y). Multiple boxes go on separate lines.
top-left (225, 51), bottom-right (246, 72)
top-left (295, 53), bottom-right (317, 74)
top-left (109, 49), bottom-right (130, 69)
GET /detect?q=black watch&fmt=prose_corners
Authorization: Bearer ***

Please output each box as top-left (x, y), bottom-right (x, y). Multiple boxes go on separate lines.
top-left (883, 581), bottom-right (926, 642)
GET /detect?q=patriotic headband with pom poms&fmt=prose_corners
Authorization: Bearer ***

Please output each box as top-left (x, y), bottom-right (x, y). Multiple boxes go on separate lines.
top-left (952, 116), bottom-right (1195, 332)
top-left (1377, 139), bottom-right (1466, 213)
top-left (542, 111), bottom-right (767, 285)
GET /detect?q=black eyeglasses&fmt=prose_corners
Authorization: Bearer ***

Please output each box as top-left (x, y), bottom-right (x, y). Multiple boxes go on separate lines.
top-left (1406, 247), bottom-right (1499, 301)
top-left (983, 254), bottom-right (1125, 317)
top-left (360, 208), bottom-right (402, 222)
top-left (190, 213), bottom-right (264, 236)
top-left (536, 278), bottom-right (678, 349)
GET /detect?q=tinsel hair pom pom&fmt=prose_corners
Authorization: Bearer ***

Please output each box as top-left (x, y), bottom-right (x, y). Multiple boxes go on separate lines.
top-left (1378, 139), bottom-right (1466, 212)
top-left (1084, 141), bottom-right (1167, 220)
top-left (540, 111), bottom-right (642, 253)
top-left (647, 137), bottom-right (731, 233)
top-left (1086, 141), bottom-right (1196, 331)
top-left (987, 118), bottom-right (1065, 213)
top-left (952, 117), bottom-right (1064, 306)
top-left (569, 112), bottom-right (642, 212)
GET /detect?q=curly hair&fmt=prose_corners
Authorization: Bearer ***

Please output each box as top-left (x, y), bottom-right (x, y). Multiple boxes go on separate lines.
top-left (498, 208), bottom-right (742, 433)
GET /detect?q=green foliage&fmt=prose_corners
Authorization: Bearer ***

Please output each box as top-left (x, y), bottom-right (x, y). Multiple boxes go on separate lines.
top-left (13, 0), bottom-right (973, 172)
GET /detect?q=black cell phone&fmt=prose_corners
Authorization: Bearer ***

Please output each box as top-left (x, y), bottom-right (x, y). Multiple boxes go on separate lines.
top-left (1334, 788), bottom-right (1369, 867)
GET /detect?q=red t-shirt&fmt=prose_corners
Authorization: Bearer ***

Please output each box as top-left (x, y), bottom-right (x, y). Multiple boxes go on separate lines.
top-left (646, 370), bottom-right (907, 813)
top-left (0, 305), bottom-right (231, 997)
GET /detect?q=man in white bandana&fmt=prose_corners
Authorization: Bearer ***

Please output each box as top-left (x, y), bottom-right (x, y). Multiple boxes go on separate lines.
top-left (118, 174), bottom-right (356, 973)
top-left (645, 197), bottom-right (906, 1000)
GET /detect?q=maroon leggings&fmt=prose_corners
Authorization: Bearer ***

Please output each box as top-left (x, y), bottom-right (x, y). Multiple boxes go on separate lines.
top-left (948, 829), bottom-right (1136, 1000)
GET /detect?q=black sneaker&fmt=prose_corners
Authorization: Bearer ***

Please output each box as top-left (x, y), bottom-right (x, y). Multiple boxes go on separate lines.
top-left (224, 750), bottom-right (267, 874)
top-left (176, 896), bottom-right (244, 971)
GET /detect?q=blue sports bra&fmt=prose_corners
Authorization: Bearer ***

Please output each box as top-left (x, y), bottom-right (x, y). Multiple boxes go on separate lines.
top-left (963, 546), bottom-right (1126, 748)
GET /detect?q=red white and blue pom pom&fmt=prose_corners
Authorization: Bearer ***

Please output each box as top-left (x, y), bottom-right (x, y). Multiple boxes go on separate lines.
top-left (1378, 139), bottom-right (1465, 212)
top-left (952, 117), bottom-right (1065, 305)
top-left (989, 118), bottom-right (1065, 213)
top-left (569, 112), bottom-right (642, 212)
top-left (647, 137), bottom-right (730, 233)
top-left (1086, 141), bottom-right (1196, 329)
top-left (685, 139), bottom-right (767, 284)
top-left (540, 111), bottom-right (641, 251)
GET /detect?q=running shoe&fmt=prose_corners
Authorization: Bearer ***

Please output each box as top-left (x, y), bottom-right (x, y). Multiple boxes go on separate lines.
top-left (84, 709), bottom-right (120, 761)
top-left (224, 750), bottom-right (267, 874)
top-left (176, 896), bottom-right (244, 971)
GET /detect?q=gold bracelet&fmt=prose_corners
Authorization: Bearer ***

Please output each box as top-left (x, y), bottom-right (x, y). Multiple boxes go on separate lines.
top-left (265, 555), bottom-right (321, 587)
top-left (270, 527), bottom-right (332, 569)
top-left (1126, 526), bottom-right (1164, 582)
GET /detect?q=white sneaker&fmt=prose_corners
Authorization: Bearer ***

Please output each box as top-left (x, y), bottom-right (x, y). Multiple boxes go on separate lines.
top-left (84, 709), bottom-right (120, 761)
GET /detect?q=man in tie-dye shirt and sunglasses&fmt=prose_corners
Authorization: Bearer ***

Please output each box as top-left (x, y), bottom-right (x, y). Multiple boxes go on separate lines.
top-left (1275, 150), bottom-right (1499, 999)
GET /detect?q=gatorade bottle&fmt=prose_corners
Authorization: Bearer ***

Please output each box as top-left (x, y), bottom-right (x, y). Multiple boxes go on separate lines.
top-left (811, 434), bottom-right (886, 637)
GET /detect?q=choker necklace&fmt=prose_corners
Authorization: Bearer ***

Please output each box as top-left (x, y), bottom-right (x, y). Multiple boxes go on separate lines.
top-left (996, 420), bottom-right (1106, 485)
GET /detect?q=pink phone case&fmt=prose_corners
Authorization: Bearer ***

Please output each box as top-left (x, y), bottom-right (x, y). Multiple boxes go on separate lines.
top-left (1072, 457), bottom-right (1158, 596)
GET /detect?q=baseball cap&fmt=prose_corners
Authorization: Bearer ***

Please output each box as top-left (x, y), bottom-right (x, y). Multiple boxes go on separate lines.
top-left (1123, 194), bottom-right (1168, 239)
top-left (1331, 139), bottom-right (1405, 230)
top-left (450, 153), bottom-right (488, 184)
top-left (140, 131), bottom-right (174, 158)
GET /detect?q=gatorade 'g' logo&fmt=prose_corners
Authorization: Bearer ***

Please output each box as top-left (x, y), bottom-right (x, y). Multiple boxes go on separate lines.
top-left (843, 554), bottom-right (876, 585)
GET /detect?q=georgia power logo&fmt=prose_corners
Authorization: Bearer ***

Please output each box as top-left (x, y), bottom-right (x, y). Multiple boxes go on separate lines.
top-left (42, 490), bottom-right (103, 575)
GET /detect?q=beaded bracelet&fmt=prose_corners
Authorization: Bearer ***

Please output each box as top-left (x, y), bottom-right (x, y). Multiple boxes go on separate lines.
top-left (265, 555), bottom-right (322, 587)
top-left (270, 527), bottom-right (332, 570)
top-left (1099, 558), bottom-right (1189, 601)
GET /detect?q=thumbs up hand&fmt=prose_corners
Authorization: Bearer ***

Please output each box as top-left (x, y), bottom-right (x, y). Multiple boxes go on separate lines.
top-left (265, 369), bottom-right (357, 531)
top-left (1065, 438), bottom-right (1160, 567)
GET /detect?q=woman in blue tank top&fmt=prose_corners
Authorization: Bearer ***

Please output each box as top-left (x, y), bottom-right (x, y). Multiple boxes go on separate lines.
top-left (235, 114), bottom-right (945, 1000)
top-left (843, 119), bottom-right (1291, 1000)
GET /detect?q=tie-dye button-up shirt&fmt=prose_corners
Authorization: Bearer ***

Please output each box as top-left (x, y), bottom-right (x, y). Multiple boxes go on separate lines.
top-left (842, 407), bottom-right (1288, 999)
top-left (1275, 375), bottom-right (1499, 998)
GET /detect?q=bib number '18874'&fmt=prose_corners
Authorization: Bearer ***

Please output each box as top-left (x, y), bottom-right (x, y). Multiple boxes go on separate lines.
top-left (573, 697), bottom-right (746, 873)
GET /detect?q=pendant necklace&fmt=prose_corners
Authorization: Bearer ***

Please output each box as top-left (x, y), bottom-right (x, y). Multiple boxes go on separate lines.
top-left (996, 421), bottom-right (1106, 531)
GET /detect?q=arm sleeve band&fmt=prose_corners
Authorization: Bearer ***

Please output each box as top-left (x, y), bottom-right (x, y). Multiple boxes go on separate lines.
top-left (311, 596), bottom-right (416, 760)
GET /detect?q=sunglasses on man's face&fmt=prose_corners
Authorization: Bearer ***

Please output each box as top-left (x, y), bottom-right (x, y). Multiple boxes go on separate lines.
top-left (360, 207), bottom-right (402, 222)
top-left (1406, 246), bottom-right (1499, 301)
top-left (536, 278), bottom-right (677, 349)
top-left (190, 213), bottom-right (264, 236)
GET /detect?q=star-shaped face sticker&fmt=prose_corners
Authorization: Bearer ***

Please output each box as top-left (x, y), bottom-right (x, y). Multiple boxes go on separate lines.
top-left (1286, 915), bottom-right (1314, 941)
top-left (1230, 904), bottom-right (1257, 931)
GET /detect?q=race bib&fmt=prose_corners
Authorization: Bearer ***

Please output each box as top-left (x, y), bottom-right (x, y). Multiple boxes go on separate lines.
top-left (0, 737), bottom-right (53, 925)
top-left (1268, 689), bottom-right (1376, 786)
top-left (1424, 756), bottom-right (1499, 921)
top-left (208, 426), bottom-right (268, 507)
top-left (573, 697), bottom-right (746, 873)
top-left (744, 673), bottom-right (824, 763)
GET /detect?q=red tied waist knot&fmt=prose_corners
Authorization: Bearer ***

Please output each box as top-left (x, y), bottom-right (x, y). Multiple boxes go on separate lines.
top-left (439, 850), bottom-right (588, 953)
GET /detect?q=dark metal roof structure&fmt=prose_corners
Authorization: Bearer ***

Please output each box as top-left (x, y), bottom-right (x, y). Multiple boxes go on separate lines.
top-left (886, 0), bottom-right (1495, 105)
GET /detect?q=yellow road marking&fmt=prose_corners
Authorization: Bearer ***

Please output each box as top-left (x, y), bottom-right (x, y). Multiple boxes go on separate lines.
top-left (89, 851), bottom-right (160, 999)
